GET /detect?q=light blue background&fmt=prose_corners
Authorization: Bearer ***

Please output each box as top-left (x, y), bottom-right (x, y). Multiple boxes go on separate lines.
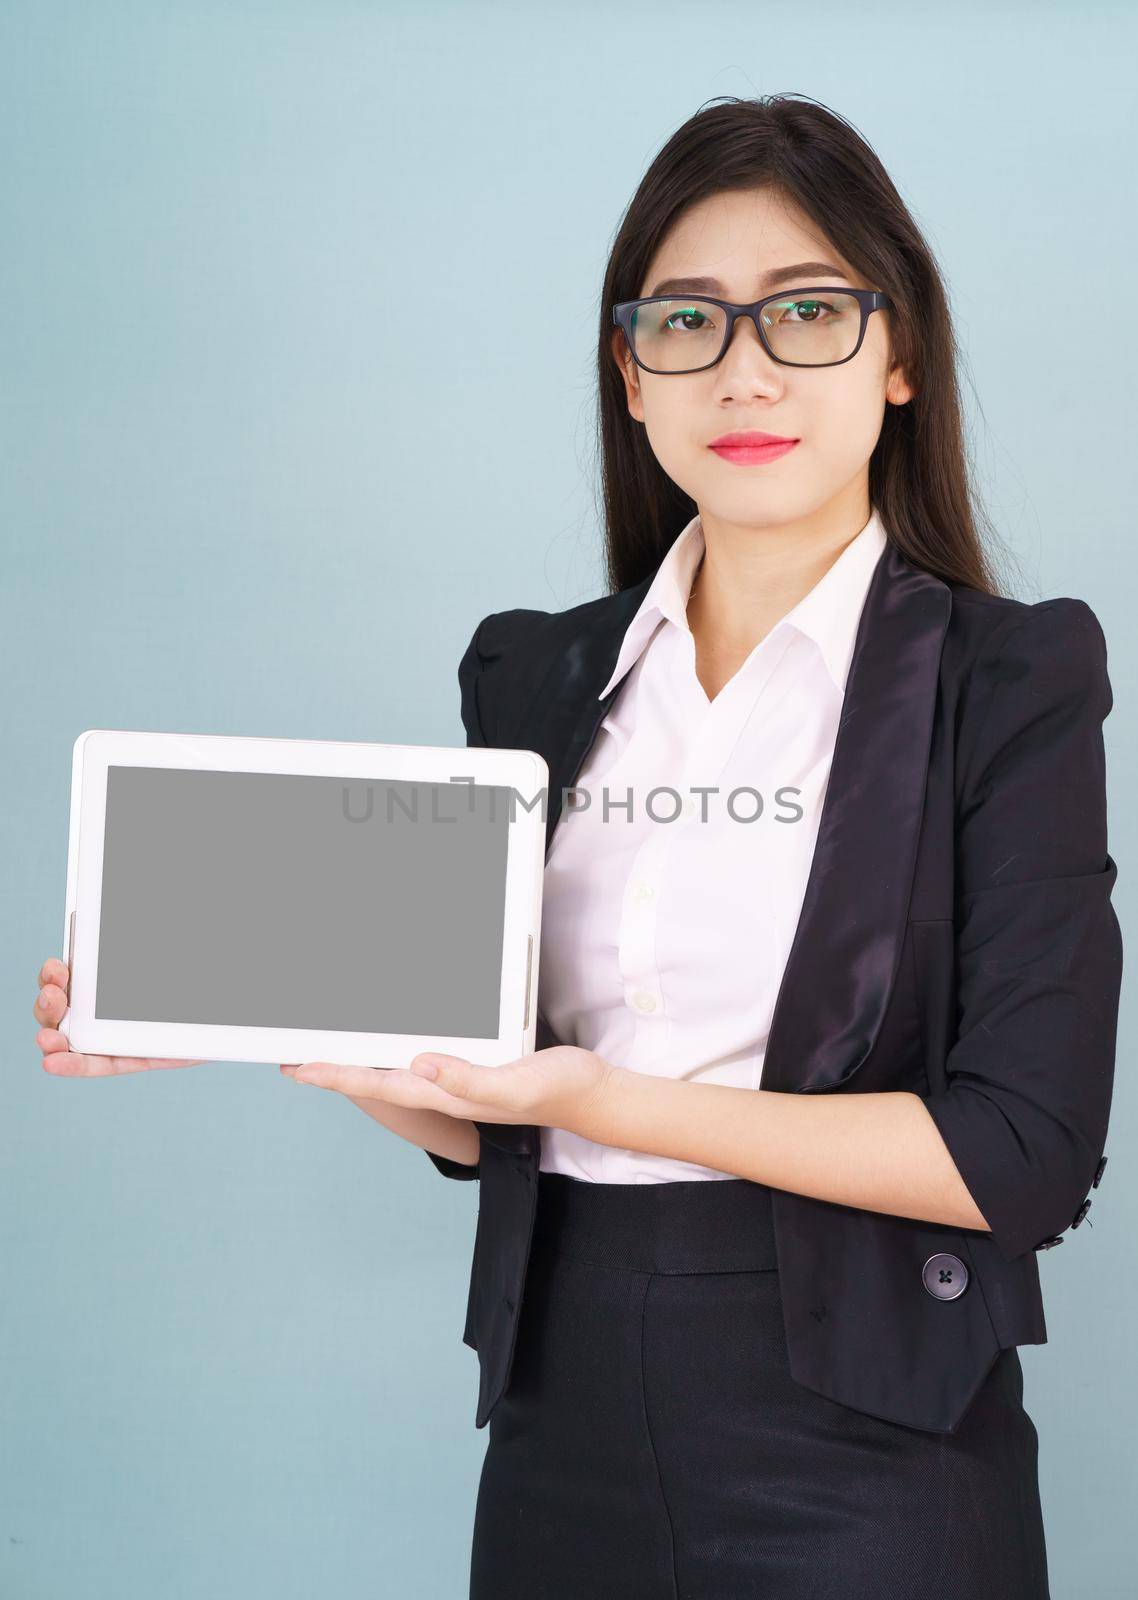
top-left (2, 2), bottom-right (1134, 1594)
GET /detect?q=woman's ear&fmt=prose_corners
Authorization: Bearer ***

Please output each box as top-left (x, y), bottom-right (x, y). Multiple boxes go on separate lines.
top-left (611, 327), bottom-right (645, 422)
top-left (886, 356), bottom-right (915, 407)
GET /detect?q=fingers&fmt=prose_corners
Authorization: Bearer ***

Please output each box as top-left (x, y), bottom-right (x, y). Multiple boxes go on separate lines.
top-left (39, 1051), bottom-right (206, 1077)
top-left (39, 1049), bottom-right (121, 1076)
top-left (35, 954), bottom-right (211, 1077)
top-left (283, 1060), bottom-right (454, 1105)
top-left (34, 982), bottom-right (68, 1029)
top-left (38, 957), bottom-right (69, 991)
top-left (35, 958), bottom-right (70, 1046)
top-left (40, 1050), bottom-right (104, 1076)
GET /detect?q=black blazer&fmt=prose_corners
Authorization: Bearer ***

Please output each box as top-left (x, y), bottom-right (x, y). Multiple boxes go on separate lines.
top-left (427, 537), bottom-right (1123, 1435)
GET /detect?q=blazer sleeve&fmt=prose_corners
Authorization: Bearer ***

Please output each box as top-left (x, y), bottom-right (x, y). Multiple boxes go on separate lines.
top-left (920, 596), bottom-right (1123, 1263)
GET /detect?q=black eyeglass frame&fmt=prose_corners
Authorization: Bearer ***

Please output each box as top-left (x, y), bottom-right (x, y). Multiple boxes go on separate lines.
top-left (611, 286), bottom-right (894, 373)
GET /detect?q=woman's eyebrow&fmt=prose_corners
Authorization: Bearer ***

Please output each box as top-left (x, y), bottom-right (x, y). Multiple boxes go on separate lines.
top-left (647, 262), bottom-right (852, 296)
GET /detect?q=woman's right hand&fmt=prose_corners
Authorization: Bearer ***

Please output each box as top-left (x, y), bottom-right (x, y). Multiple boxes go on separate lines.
top-left (35, 956), bottom-right (208, 1075)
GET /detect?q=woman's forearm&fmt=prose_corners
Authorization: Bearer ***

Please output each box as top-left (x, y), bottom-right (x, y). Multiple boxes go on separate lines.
top-left (583, 1069), bottom-right (990, 1233)
top-left (345, 1094), bottom-right (480, 1168)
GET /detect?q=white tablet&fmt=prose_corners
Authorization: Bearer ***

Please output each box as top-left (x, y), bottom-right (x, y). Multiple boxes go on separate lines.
top-left (60, 729), bottom-right (549, 1069)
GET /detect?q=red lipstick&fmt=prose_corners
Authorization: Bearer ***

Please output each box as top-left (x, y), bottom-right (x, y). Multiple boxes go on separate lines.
top-left (708, 430), bottom-right (800, 466)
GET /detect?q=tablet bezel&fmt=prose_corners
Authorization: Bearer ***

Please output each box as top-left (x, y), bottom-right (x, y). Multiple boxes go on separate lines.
top-left (60, 729), bottom-right (549, 1068)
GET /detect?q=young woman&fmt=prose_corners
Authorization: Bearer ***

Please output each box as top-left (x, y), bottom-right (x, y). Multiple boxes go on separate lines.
top-left (36, 95), bottom-right (1121, 1598)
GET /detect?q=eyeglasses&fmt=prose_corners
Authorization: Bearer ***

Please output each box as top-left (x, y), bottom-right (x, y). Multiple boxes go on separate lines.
top-left (612, 286), bottom-right (893, 374)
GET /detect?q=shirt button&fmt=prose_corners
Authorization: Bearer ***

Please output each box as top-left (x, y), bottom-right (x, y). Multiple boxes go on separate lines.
top-left (631, 882), bottom-right (655, 902)
top-left (632, 991), bottom-right (658, 1013)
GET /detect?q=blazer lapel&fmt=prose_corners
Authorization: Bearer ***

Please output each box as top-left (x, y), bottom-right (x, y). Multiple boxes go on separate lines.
top-left (514, 542), bottom-right (950, 1099)
top-left (758, 543), bottom-right (950, 1094)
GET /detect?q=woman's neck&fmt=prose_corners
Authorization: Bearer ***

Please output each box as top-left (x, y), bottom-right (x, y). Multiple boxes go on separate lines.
top-left (683, 509), bottom-right (868, 699)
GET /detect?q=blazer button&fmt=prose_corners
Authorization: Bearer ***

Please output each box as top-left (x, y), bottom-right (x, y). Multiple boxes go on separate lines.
top-left (922, 1253), bottom-right (969, 1301)
top-left (1071, 1198), bottom-right (1092, 1229)
top-left (1093, 1155), bottom-right (1108, 1188)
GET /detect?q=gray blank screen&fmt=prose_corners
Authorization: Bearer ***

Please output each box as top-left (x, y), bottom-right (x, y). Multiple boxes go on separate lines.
top-left (94, 766), bottom-right (512, 1038)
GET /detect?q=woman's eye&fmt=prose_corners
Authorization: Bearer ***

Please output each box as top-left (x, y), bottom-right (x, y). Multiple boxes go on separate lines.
top-left (779, 299), bottom-right (834, 324)
top-left (662, 307), bottom-right (709, 333)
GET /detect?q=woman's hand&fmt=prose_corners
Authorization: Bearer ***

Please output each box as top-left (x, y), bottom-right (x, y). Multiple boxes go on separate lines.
top-left (35, 957), bottom-right (209, 1075)
top-left (281, 1045), bottom-right (619, 1140)
top-left (34, 951), bottom-right (616, 1141)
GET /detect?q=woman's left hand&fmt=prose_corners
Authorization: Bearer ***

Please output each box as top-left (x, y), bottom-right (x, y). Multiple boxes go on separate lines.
top-left (281, 1046), bottom-right (618, 1140)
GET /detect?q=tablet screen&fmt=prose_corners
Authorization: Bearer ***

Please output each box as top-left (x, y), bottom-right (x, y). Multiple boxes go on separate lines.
top-left (94, 766), bottom-right (513, 1039)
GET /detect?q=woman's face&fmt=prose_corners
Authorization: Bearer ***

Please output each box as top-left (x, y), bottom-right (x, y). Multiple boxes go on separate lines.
top-left (611, 187), bottom-right (913, 529)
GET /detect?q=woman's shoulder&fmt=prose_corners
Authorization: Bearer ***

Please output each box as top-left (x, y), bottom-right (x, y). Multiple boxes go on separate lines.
top-left (462, 606), bottom-right (553, 667)
top-left (460, 584), bottom-right (644, 682)
top-left (467, 587), bottom-right (634, 658)
top-left (456, 589), bottom-right (644, 745)
top-left (939, 582), bottom-right (1113, 767)
top-left (941, 581), bottom-right (1109, 692)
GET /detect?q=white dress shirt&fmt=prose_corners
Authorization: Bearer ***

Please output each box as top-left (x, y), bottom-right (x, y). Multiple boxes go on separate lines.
top-left (536, 505), bottom-right (888, 1183)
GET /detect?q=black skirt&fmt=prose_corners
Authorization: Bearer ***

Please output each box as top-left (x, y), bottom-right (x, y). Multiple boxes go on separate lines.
top-left (469, 1170), bottom-right (1049, 1599)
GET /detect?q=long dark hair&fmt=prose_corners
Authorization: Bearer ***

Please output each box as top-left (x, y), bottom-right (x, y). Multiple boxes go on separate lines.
top-left (596, 95), bottom-right (1019, 598)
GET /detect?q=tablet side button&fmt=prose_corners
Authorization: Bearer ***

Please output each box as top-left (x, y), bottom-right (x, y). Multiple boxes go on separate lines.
top-left (67, 910), bottom-right (75, 973)
top-left (523, 934), bottom-right (533, 1030)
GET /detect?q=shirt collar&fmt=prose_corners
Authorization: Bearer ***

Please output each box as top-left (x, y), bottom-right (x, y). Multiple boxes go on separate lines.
top-left (597, 505), bottom-right (888, 700)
